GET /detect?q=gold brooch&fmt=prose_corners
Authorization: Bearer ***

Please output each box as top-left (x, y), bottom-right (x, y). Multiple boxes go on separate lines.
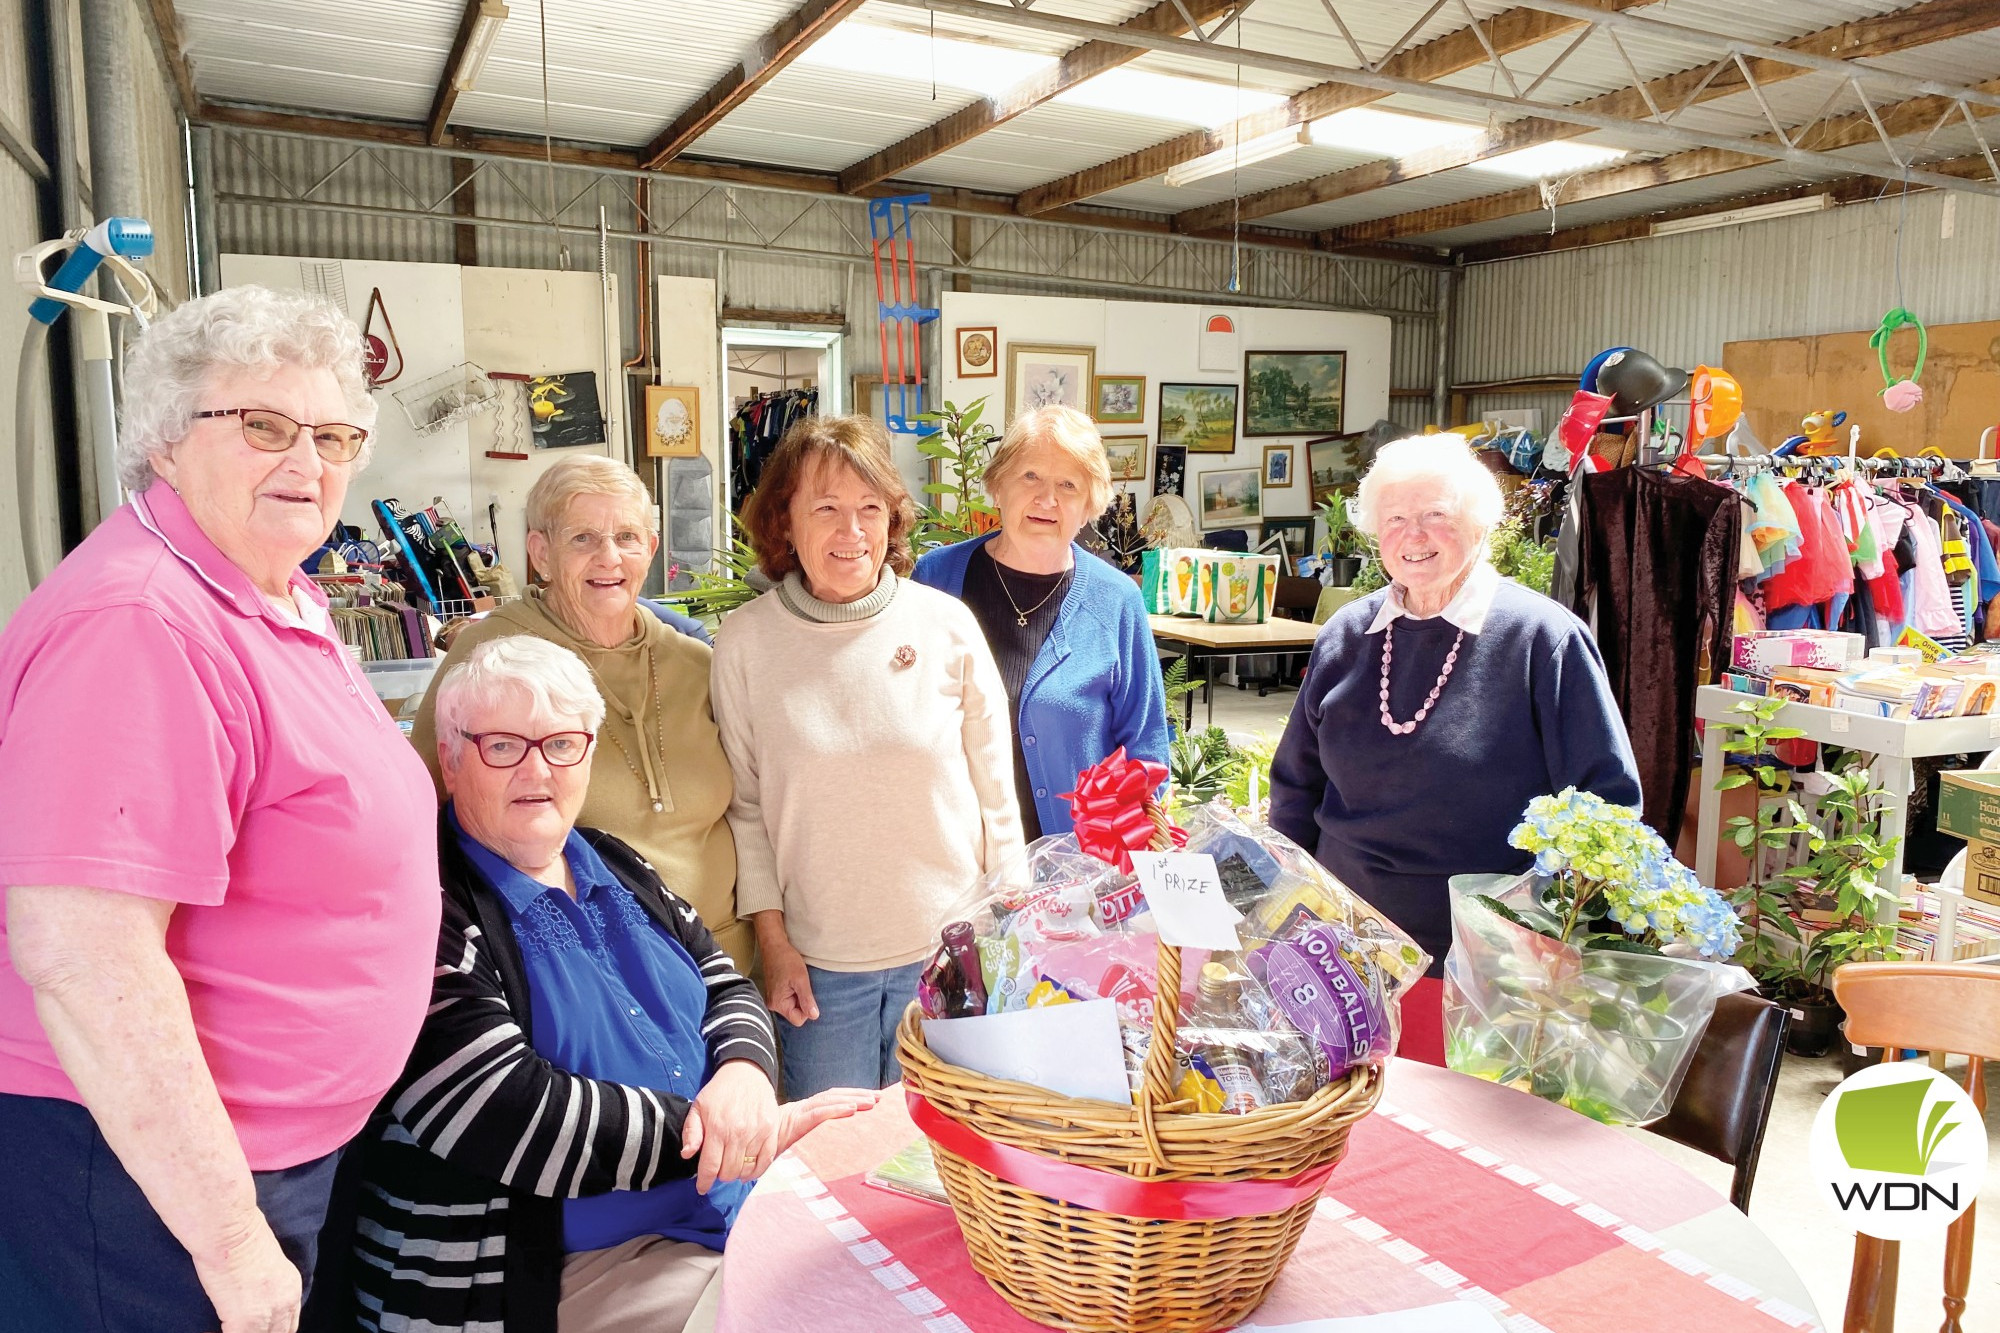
top-left (892, 645), bottom-right (917, 669)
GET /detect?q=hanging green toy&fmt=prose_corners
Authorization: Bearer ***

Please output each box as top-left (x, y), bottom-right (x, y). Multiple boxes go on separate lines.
top-left (1871, 307), bottom-right (1926, 413)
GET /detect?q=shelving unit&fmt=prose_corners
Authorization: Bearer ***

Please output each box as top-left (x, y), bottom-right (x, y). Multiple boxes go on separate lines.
top-left (1692, 685), bottom-right (1992, 960)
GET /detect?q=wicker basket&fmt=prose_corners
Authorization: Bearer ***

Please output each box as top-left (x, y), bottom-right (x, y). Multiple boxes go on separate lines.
top-left (896, 801), bottom-right (1385, 1333)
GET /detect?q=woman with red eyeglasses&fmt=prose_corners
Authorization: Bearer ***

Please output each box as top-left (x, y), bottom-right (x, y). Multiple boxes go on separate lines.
top-left (0, 285), bottom-right (440, 1332)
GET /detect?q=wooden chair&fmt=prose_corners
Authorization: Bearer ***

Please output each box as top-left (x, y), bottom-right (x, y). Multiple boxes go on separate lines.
top-left (1830, 961), bottom-right (2000, 1333)
top-left (1650, 990), bottom-right (1790, 1212)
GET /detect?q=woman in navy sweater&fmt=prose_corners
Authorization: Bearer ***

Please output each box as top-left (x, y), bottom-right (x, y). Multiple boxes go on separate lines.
top-left (915, 406), bottom-right (1170, 840)
top-left (1269, 436), bottom-right (1641, 1066)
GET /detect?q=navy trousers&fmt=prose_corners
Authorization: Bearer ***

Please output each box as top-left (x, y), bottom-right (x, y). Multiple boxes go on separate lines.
top-left (0, 1094), bottom-right (342, 1333)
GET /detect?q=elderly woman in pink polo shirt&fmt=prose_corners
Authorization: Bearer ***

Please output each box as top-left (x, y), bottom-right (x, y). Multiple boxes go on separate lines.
top-left (0, 286), bottom-right (439, 1331)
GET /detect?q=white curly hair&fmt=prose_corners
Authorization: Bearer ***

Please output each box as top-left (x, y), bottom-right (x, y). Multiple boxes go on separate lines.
top-left (1351, 435), bottom-right (1505, 540)
top-left (116, 285), bottom-right (378, 493)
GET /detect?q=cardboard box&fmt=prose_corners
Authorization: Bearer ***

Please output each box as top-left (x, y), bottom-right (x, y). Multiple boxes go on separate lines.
top-left (1936, 770), bottom-right (2000, 843)
top-left (1731, 630), bottom-right (1855, 674)
top-left (1959, 840), bottom-right (2000, 909)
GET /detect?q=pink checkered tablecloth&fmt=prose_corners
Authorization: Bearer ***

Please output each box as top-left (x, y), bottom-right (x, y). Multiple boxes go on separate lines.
top-left (717, 1059), bottom-right (1826, 1333)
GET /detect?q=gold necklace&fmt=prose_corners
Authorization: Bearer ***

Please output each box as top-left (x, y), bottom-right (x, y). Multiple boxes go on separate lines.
top-left (992, 558), bottom-right (1067, 627)
top-left (596, 645), bottom-right (668, 812)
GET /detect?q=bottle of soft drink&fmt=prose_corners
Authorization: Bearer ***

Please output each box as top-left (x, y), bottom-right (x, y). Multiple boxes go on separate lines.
top-left (941, 920), bottom-right (988, 1016)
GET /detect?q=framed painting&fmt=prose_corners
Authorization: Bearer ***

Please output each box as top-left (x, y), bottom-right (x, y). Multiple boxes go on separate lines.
top-left (1306, 432), bottom-right (1369, 502)
top-left (1199, 467), bottom-right (1262, 527)
top-left (955, 327), bottom-right (998, 378)
top-left (1153, 445), bottom-right (1187, 498)
top-left (530, 371), bottom-right (605, 449)
top-left (1263, 443), bottom-right (1295, 488)
top-left (1091, 374), bottom-right (1146, 424)
top-left (1006, 342), bottom-right (1095, 423)
top-left (645, 384), bottom-right (701, 458)
top-left (1101, 434), bottom-right (1147, 481)
top-left (1158, 382), bottom-right (1238, 454)
top-left (1244, 350), bottom-right (1346, 437)
top-left (1261, 516), bottom-right (1315, 568)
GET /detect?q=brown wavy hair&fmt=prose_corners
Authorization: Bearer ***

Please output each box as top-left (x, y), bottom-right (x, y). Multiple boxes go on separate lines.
top-left (741, 414), bottom-right (918, 582)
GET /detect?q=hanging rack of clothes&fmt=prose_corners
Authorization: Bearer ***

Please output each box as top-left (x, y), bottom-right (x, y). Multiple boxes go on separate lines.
top-left (729, 385), bottom-right (818, 506)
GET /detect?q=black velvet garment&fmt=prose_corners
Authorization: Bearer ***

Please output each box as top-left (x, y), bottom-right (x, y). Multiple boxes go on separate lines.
top-left (1561, 468), bottom-right (1742, 842)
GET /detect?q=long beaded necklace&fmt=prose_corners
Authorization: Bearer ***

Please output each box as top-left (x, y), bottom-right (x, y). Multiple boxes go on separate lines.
top-left (597, 644), bottom-right (669, 812)
top-left (1378, 620), bottom-right (1464, 736)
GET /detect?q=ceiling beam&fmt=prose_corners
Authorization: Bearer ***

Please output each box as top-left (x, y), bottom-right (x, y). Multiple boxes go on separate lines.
top-left (194, 101), bottom-right (1453, 266)
top-left (139, 0), bottom-right (199, 115)
top-left (1174, 0), bottom-right (1997, 234)
top-left (1325, 70), bottom-right (2000, 246)
top-left (1455, 152), bottom-right (1993, 261)
top-left (427, 0), bottom-right (500, 146)
top-left (641, 0), bottom-right (869, 169)
top-left (838, 0), bottom-right (1238, 195)
top-left (1014, 0), bottom-right (1656, 217)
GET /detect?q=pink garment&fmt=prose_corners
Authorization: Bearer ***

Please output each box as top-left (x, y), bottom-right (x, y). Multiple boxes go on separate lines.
top-left (1902, 508), bottom-right (1964, 641)
top-left (0, 484), bottom-right (441, 1169)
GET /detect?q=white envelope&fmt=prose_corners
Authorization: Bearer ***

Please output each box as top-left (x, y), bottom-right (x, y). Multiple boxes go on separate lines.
top-left (922, 999), bottom-right (1133, 1105)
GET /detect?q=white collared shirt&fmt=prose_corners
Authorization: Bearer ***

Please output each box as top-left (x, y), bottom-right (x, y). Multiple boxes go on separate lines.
top-left (1367, 561), bottom-right (1502, 635)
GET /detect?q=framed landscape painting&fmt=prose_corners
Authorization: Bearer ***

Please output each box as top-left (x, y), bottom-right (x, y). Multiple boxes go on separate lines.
top-left (1307, 432), bottom-right (1368, 502)
top-left (1158, 382), bottom-right (1238, 453)
top-left (1245, 350), bottom-right (1346, 437)
top-left (1102, 434), bottom-right (1147, 481)
top-left (1199, 467), bottom-right (1262, 527)
top-left (1006, 342), bottom-right (1095, 423)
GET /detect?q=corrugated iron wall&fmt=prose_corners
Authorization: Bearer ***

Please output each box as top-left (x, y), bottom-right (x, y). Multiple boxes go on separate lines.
top-left (210, 127), bottom-right (1444, 404)
top-left (1453, 188), bottom-right (2000, 426)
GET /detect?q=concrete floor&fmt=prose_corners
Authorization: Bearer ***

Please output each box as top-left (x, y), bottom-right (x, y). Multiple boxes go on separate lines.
top-left (1197, 678), bottom-right (2000, 1331)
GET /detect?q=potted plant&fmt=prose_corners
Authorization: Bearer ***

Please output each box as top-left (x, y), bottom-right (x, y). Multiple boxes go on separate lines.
top-left (911, 398), bottom-right (999, 552)
top-left (1316, 493), bottom-right (1367, 588)
top-left (1714, 696), bottom-right (1901, 1057)
top-left (1444, 789), bottom-right (1751, 1125)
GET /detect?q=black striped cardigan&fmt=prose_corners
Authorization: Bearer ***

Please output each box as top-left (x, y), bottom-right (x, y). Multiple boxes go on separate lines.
top-left (310, 817), bottom-right (778, 1333)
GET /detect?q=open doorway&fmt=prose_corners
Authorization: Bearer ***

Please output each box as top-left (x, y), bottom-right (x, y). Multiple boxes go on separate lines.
top-left (721, 327), bottom-right (843, 511)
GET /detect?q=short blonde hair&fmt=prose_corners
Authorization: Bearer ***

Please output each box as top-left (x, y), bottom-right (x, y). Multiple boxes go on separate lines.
top-left (435, 636), bottom-right (606, 760)
top-left (984, 406), bottom-right (1113, 519)
top-left (1352, 435), bottom-right (1505, 539)
top-left (524, 454), bottom-right (657, 537)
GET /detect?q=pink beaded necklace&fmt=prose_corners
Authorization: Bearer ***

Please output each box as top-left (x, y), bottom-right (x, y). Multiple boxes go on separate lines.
top-left (1378, 620), bottom-right (1464, 736)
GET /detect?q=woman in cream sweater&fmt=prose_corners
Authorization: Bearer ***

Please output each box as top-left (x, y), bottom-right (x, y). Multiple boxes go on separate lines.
top-left (713, 416), bottom-right (1023, 1098)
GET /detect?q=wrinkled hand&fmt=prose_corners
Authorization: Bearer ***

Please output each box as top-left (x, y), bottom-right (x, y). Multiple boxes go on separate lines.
top-left (759, 936), bottom-right (819, 1028)
top-left (681, 1060), bottom-right (783, 1193)
top-left (193, 1210), bottom-right (300, 1333)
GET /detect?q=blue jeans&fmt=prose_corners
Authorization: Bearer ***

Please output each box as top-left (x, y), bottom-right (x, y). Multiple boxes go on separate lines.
top-left (0, 1094), bottom-right (342, 1333)
top-left (779, 962), bottom-right (927, 1099)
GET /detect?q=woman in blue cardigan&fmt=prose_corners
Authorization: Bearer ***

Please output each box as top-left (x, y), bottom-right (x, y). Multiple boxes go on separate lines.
top-left (915, 406), bottom-right (1170, 840)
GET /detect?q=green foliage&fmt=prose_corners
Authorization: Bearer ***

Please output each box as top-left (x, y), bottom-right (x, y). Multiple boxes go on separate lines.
top-left (657, 516), bottom-right (760, 622)
top-left (1316, 493), bottom-right (1368, 558)
top-left (909, 398), bottom-right (1000, 553)
top-left (1489, 519), bottom-right (1556, 596)
top-left (1167, 729), bottom-right (1235, 806)
top-left (1349, 556), bottom-right (1388, 595)
top-left (1159, 656), bottom-right (1203, 741)
top-left (1222, 734), bottom-right (1278, 813)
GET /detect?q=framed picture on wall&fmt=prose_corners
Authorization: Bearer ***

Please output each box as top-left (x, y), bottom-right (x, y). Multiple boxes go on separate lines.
top-left (1006, 343), bottom-right (1095, 422)
top-left (645, 384), bottom-right (701, 458)
top-left (1153, 445), bottom-right (1187, 497)
top-left (1244, 350), bottom-right (1347, 437)
top-left (1158, 382), bottom-right (1238, 453)
top-left (1263, 444), bottom-right (1295, 488)
top-left (1306, 432), bottom-right (1369, 502)
top-left (1199, 467), bottom-right (1262, 527)
top-left (1091, 375), bottom-right (1146, 424)
top-left (1261, 516), bottom-right (1315, 569)
top-left (955, 327), bottom-right (998, 378)
top-left (1101, 434), bottom-right (1147, 481)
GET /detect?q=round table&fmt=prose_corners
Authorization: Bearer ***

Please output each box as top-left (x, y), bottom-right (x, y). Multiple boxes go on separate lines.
top-left (718, 1059), bottom-right (1825, 1333)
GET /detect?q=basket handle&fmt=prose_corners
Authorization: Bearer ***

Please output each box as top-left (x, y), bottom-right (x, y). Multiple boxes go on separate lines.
top-left (1134, 797), bottom-right (1185, 1174)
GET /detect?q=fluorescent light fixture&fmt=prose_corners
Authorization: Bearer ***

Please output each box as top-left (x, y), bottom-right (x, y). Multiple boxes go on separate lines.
top-left (797, 23), bottom-right (1055, 97)
top-left (1307, 107), bottom-right (1482, 155)
top-left (1055, 68), bottom-right (1286, 127)
top-left (1164, 127), bottom-right (1309, 187)
top-left (451, 0), bottom-right (510, 94)
top-left (1473, 141), bottom-right (1627, 178)
top-left (1651, 194), bottom-right (1831, 236)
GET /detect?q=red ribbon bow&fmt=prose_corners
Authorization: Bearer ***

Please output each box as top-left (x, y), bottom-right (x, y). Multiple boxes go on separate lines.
top-left (1061, 746), bottom-right (1183, 872)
